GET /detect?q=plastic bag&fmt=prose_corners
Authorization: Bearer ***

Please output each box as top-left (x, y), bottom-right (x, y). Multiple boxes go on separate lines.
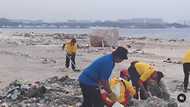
top-left (112, 102), bottom-right (124, 107)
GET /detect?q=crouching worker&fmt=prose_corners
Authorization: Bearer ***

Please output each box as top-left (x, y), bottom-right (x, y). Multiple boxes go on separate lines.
top-left (128, 61), bottom-right (164, 100)
top-left (100, 69), bottom-right (136, 107)
top-left (78, 47), bottom-right (129, 107)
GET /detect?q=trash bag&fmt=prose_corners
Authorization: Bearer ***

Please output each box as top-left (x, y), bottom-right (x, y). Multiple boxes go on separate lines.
top-left (112, 102), bottom-right (124, 107)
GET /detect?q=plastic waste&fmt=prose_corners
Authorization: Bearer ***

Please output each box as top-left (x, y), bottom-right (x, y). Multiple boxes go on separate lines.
top-left (112, 102), bottom-right (124, 107)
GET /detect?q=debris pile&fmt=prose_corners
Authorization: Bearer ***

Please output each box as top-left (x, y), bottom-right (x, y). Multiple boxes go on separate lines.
top-left (0, 76), bottom-right (82, 107)
top-left (0, 76), bottom-right (178, 107)
top-left (130, 97), bottom-right (177, 107)
top-left (11, 32), bottom-right (89, 46)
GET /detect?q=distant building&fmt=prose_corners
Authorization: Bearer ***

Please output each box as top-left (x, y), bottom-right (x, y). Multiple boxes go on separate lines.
top-left (118, 18), bottom-right (164, 24)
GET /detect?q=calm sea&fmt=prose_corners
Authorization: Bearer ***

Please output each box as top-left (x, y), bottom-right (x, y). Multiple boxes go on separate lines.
top-left (1, 28), bottom-right (190, 40)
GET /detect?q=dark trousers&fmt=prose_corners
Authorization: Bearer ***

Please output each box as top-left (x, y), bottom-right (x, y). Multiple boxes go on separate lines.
top-left (134, 82), bottom-right (148, 100)
top-left (65, 54), bottom-right (75, 70)
top-left (79, 83), bottom-right (104, 107)
top-left (183, 63), bottom-right (190, 90)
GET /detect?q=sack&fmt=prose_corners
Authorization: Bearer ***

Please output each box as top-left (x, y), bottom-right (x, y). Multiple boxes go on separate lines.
top-left (112, 102), bottom-right (124, 107)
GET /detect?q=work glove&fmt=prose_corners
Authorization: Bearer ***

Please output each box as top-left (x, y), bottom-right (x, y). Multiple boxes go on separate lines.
top-left (108, 92), bottom-right (117, 101)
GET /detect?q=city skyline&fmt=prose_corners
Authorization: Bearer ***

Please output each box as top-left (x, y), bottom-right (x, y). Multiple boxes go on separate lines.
top-left (0, 0), bottom-right (189, 22)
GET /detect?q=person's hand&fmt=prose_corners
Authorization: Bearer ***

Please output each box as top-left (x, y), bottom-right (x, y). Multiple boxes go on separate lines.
top-left (108, 92), bottom-right (117, 101)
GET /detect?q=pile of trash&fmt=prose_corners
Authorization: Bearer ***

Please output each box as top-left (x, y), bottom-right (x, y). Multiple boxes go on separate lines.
top-left (130, 96), bottom-right (177, 107)
top-left (0, 76), bottom-right (178, 107)
top-left (0, 76), bottom-right (82, 107)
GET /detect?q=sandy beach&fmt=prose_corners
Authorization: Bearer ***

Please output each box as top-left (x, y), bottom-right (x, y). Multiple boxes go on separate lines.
top-left (0, 31), bottom-right (190, 106)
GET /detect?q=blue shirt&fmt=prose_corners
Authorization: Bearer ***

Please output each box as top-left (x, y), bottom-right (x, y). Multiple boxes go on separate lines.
top-left (79, 54), bottom-right (115, 86)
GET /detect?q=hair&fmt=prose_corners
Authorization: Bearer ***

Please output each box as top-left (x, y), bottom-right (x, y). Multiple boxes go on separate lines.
top-left (71, 38), bottom-right (76, 43)
top-left (156, 71), bottom-right (164, 83)
top-left (112, 47), bottom-right (128, 61)
top-left (131, 61), bottom-right (139, 65)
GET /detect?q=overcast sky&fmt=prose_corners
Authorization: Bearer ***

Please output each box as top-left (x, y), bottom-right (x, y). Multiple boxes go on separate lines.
top-left (0, 0), bottom-right (189, 22)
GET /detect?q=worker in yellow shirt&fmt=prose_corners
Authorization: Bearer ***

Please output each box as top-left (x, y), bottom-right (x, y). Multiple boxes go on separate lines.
top-left (100, 69), bottom-right (136, 107)
top-left (128, 61), bottom-right (164, 99)
top-left (182, 49), bottom-right (190, 92)
top-left (62, 38), bottom-right (78, 71)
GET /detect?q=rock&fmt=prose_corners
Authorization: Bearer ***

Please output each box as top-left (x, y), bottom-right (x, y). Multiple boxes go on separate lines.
top-left (89, 29), bottom-right (119, 47)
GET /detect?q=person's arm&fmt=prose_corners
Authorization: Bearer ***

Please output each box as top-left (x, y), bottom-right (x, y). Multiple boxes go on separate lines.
top-left (99, 80), bottom-right (112, 93)
top-left (77, 44), bottom-right (80, 48)
top-left (138, 79), bottom-right (152, 97)
top-left (62, 43), bottom-right (66, 50)
top-left (98, 62), bottom-right (117, 101)
top-left (99, 80), bottom-right (117, 101)
top-left (138, 79), bottom-right (146, 91)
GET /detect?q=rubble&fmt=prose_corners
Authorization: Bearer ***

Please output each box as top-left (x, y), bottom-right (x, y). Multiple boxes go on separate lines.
top-left (11, 32), bottom-right (89, 46)
top-left (130, 97), bottom-right (177, 107)
top-left (0, 76), bottom-right (178, 107)
top-left (0, 76), bottom-right (82, 107)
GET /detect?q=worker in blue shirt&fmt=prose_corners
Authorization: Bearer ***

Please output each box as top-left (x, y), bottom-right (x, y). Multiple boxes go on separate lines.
top-left (79, 47), bottom-right (129, 107)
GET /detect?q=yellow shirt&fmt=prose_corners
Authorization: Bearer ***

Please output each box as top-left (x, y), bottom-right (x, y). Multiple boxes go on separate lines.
top-left (109, 77), bottom-right (136, 103)
top-left (135, 62), bottom-right (155, 82)
top-left (124, 80), bottom-right (136, 96)
top-left (183, 49), bottom-right (190, 63)
top-left (65, 42), bottom-right (77, 54)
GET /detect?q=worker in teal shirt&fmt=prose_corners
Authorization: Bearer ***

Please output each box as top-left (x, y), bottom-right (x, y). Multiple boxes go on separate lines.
top-left (79, 47), bottom-right (128, 107)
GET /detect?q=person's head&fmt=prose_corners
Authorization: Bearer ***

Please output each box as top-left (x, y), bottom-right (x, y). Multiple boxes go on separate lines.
top-left (112, 47), bottom-right (128, 63)
top-left (120, 69), bottom-right (130, 80)
top-left (70, 38), bottom-right (76, 45)
top-left (151, 71), bottom-right (164, 83)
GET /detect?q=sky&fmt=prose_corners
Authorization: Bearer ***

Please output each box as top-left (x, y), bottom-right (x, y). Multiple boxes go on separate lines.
top-left (0, 0), bottom-right (189, 22)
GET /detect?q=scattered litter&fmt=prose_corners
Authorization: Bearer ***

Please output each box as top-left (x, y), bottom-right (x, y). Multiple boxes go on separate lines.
top-left (163, 58), bottom-right (182, 64)
top-left (0, 76), bottom-right (82, 107)
top-left (41, 58), bottom-right (56, 64)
